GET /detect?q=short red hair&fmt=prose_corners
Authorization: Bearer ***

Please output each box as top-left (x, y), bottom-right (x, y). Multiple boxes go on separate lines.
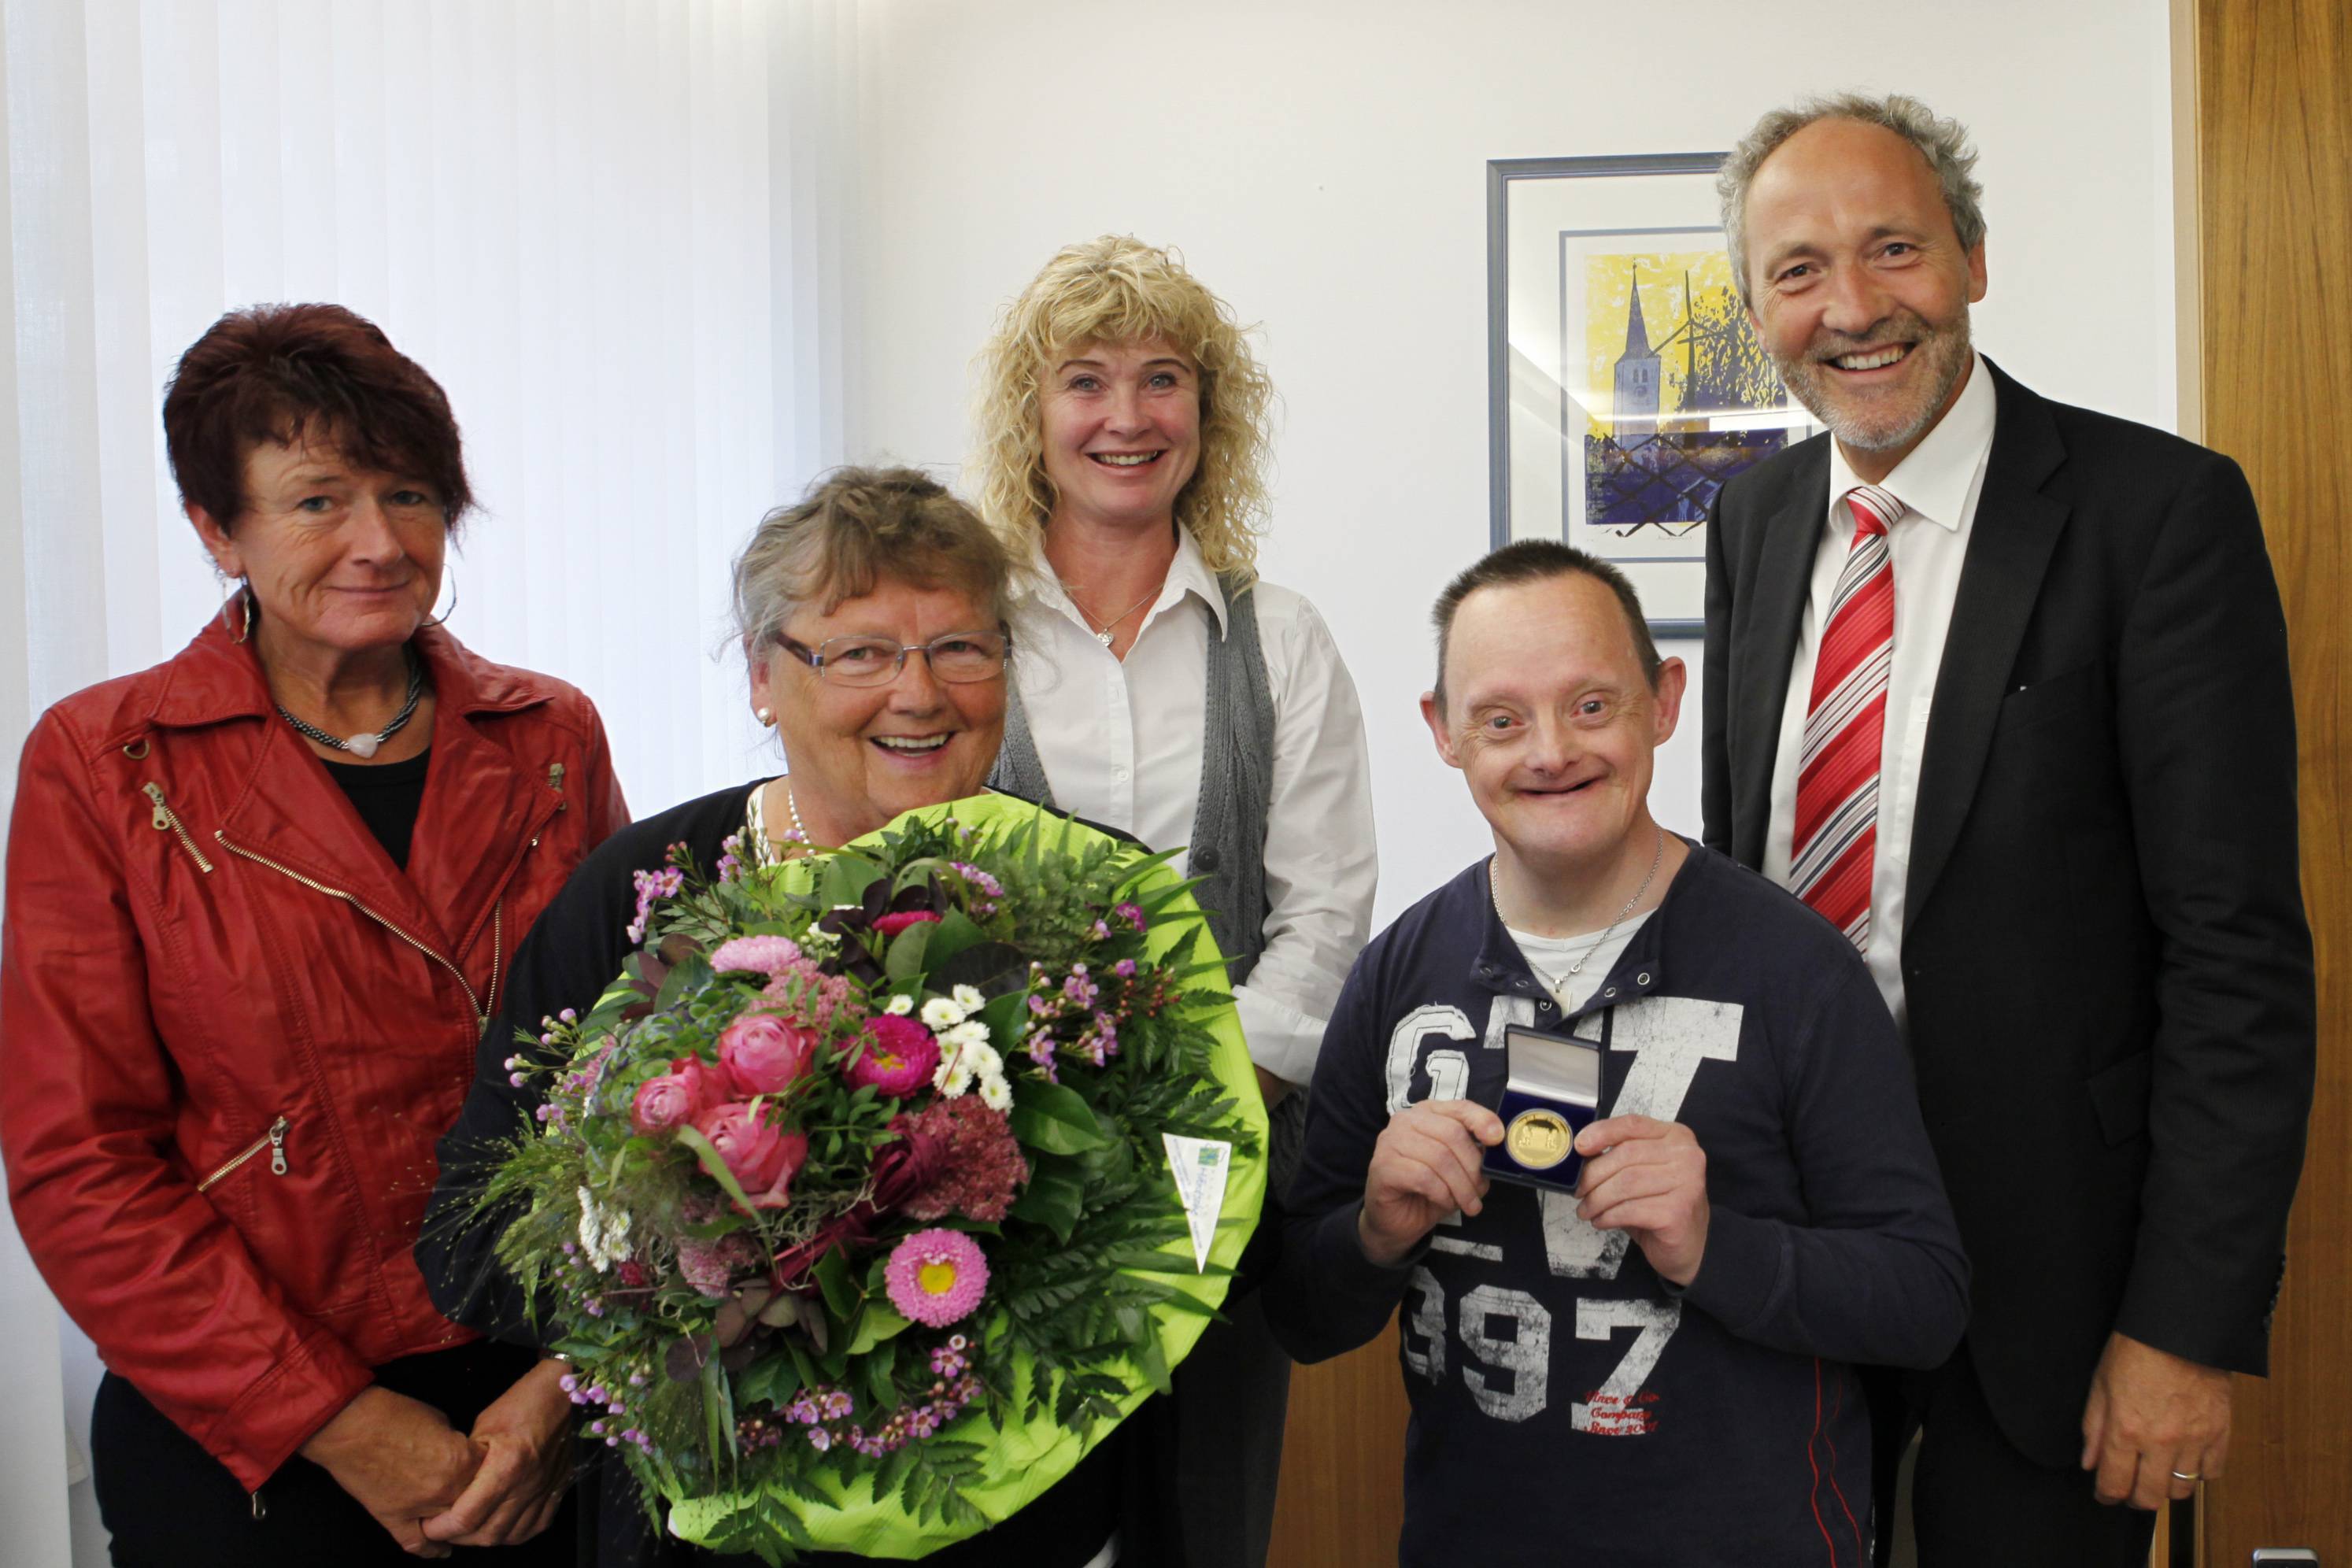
top-left (161, 303), bottom-right (473, 531)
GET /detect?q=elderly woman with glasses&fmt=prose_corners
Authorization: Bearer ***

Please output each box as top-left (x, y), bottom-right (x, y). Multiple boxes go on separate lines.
top-left (419, 466), bottom-right (1129, 1567)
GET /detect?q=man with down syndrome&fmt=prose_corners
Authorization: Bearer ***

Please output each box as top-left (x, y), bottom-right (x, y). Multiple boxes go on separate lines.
top-left (1264, 542), bottom-right (1967, 1566)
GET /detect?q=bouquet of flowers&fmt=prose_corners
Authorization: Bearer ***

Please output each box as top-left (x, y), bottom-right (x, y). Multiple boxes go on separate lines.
top-left (482, 796), bottom-right (1265, 1562)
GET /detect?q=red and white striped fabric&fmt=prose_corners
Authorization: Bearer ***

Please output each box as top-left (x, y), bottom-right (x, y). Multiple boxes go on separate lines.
top-left (1791, 484), bottom-right (1903, 950)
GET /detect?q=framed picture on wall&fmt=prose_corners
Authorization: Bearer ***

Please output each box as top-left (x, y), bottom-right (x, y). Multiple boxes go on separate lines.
top-left (1485, 152), bottom-right (1821, 636)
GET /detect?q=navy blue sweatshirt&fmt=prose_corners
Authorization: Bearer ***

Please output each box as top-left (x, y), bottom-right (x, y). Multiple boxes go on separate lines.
top-left (1266, 842), bottom-right (1968, 1568)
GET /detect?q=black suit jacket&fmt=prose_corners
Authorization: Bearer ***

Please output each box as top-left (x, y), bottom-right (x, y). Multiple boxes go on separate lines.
top-left (1700, 358), bottom-right (2315, 1466)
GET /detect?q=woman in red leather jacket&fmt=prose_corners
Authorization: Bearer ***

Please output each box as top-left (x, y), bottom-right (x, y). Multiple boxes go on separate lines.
top-left (0, 304), bottom-right (628, 1565)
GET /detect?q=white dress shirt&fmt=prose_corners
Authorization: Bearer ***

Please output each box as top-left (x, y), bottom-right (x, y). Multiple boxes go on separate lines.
top-left (1762, 353), bottom-right (1997, 1033)
top-left (1008, 528), bottom-right (1378, 1085)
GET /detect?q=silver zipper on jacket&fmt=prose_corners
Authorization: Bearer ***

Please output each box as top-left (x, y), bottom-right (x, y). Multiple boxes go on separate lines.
top-left (211, 834), bottom-right (497, 1026)
top-left (197, 1115), bottom-right (290, 1193)
top-left (486, 900), bottom-right (505, 1024)
top-left (140, 783), bottom-right (215, 873)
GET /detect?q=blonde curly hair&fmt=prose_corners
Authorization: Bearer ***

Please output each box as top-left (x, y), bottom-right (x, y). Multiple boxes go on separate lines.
top-left (971, 236), bottom-right (1274, 581)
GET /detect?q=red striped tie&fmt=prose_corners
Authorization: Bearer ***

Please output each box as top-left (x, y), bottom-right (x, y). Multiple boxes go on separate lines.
top-left (1792, 484), bottom-right (1903, 950)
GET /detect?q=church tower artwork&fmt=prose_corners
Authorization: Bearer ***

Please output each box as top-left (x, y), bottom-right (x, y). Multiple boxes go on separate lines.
top-left (1575, 246), bottom-right (1803, 540)
top-left (1611, 272), bottom-right (1662, 442)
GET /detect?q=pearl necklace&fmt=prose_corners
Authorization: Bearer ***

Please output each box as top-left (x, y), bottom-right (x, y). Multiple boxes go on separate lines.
top-left (1490, 824), bottom-right (1665, 994)
top-left (745, 780), bottom-right (811, 867)
top-left (276, 651), bottom-right (424, 760)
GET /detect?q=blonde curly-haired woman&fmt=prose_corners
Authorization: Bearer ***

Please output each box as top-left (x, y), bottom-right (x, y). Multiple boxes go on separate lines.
top-left (973, 236), bottom-right (1377, 1568)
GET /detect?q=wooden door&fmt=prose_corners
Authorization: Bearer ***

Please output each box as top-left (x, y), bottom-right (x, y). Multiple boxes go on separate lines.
top-left (1269, 1317), bottom-right (1411, 1566)
top-left (2194, 0), bottom-right (2352, 1560)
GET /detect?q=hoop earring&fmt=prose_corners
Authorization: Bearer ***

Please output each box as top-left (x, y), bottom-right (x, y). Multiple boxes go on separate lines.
top-left (420, 568), bottom-right (458, 629)
top-left (221, 579), bottom-right (253, 645)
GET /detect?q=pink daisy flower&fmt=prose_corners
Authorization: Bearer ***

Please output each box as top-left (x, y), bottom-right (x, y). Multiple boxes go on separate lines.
top-left (707, 935), bottom-right (804, 978)
top-left (848, 1015), bottom-right (941, 1098)
top-left (883, 1229), bottom-right (989, 1328)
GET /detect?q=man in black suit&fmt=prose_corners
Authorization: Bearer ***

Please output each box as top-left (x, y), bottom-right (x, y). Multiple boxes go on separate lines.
top-left (1699, 93), bottom-right (2314, 1565)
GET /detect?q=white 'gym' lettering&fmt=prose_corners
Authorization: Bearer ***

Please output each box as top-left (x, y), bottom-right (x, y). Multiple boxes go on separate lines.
top-left (1394, 994), bottom-right (1737, 1432)
top-left (1386, 1004), bottom-right (1475, 1114)
top-left (1539, 996), bottom-right (1743, 1280)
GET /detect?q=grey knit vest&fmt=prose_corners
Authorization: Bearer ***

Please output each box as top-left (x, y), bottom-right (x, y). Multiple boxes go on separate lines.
top-left (989, 572), bottom-right (1276, 984)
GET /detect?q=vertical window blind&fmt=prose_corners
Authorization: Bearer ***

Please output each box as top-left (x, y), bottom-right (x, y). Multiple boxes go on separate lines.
top-left (0, 3), bottom-right (860, 1557)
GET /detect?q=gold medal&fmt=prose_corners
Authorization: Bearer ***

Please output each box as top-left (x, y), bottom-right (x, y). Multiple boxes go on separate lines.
top-left (1505, 1108), bottom-right (1574, 1170)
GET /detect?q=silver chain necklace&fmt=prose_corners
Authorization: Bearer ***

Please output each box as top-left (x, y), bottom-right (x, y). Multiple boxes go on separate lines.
top-left (1489, 823), bottom-right (1666, 994)
top-left (277, 651), bottom-right (424, 760)
top-left (1065, 580), bottom-right (1163, 648)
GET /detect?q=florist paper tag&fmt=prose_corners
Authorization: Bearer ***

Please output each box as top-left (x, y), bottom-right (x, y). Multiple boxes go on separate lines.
top-left (1161, 1134), bottom-right (1232, 1273)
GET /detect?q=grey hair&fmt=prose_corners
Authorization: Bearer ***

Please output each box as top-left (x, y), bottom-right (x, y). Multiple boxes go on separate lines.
top-left (1717, 92), bottom-right (1986, 301)
top-left (729, 464), bottom-right (1019, 670)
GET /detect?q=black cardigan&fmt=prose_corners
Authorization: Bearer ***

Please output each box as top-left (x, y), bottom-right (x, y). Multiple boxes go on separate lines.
top-left (417, 781), bottom-right (1134, 1568)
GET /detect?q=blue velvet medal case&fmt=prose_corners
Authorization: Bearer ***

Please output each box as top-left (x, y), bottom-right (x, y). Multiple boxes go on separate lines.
top-left (1482, 1022), bottom-right (1604, 1193)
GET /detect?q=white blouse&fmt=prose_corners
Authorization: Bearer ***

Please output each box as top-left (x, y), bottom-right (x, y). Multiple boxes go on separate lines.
top-left (1007, 530), bottom-right (1378, 1086)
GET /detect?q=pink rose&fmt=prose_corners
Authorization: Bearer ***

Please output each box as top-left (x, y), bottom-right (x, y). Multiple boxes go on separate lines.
top-left (847, 1015), bottom-right (941, 1098)
top-left (871, 909), bottom-right (942, 937)
top-left (717, 1011), bottom-right (819, 1097)
top-left (631, 1056), bottom-right (724, 1134)
top-left (693, 1102), bottom-right (810, 1211)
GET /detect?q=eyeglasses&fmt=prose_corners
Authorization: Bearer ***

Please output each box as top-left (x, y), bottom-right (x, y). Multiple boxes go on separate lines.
top-left (775, 628), bottom-right (1011, 687)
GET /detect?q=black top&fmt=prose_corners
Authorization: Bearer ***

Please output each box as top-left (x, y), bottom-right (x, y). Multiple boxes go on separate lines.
top-left (419, 782), bottom-right (1128, 1568)
top-left (321, 749), bottom-right (432, 870)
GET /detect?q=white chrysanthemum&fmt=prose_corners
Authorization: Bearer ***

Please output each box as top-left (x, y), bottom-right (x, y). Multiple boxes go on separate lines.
top-left (942, 1019), bottom-right (991, 1052)
top-left (963, 1043), bottom-right (1002, 1078)
top-left (883, 993), bottom-right (915, 1016)
top-left (575, 1186), bottom-right (627, 1273)
top-left (920, 996), bottom-right (965, 1030)
top-left (941, 1064), bottom-right (974, 1098)
top-left (978, 1075), bottom-right (1013, 1112)
top-left (950, 983), bottom-right (986, 1014)
top-left (932, 1050), bottom-right (964, 1090)
top-left (576, 1189), bottom-right (603, 1268)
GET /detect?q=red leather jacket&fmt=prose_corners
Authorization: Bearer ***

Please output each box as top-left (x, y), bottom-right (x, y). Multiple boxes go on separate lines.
top-left (0, 618), bottom-right (628, 1491)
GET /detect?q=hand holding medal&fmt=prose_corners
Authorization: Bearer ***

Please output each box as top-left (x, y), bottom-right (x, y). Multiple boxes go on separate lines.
top-left (1355, 1099), bottom-right (1504, 1268)
top-left (1571, 1114), bottom-right (1712, 1287)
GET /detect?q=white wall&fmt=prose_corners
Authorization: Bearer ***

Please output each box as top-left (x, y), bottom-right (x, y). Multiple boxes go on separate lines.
top-left (6, 6), bottom-right (2179, 1555)
top-left (846, 0), bottom-right (2179, 925)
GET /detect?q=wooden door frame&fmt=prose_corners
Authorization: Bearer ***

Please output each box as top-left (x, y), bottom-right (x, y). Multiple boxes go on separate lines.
top-left (2183, 0), bottom-right (2352, 1563)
